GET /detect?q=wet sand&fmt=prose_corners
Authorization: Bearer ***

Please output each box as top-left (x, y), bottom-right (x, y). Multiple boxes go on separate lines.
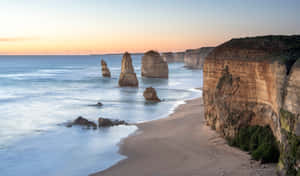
top-left (91, 98), bottom-right (276, 176)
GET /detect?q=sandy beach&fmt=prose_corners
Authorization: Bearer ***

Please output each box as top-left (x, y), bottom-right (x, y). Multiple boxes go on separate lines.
top-left (91, 97), bottom-right (276, 176)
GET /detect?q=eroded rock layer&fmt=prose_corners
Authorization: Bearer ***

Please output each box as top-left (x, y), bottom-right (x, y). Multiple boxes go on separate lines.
top-left (142, 50), bottom-right (168, 78)
top-left (162, 52), bottom-right (184, 63)
top-left (184, 47), bottom-right (214, 69)
top-left (203, 35), bottom-right (300, 175)
top-left (118, 52), bottom-right (139, 87)
top-left (101, 59), bottom-right (111, 77)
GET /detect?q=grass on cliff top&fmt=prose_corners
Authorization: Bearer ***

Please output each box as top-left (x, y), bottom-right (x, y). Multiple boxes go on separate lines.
top-left (227, 125), bottom-right (280, 163)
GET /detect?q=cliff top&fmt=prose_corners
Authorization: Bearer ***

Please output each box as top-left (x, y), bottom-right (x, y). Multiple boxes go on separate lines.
top-left (185, 47), bottom-right (215, 54)
top-left (207, 35), bottom-right (300, 74)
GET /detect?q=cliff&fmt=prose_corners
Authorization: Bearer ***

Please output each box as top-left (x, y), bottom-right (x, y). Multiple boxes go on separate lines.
top-left (118, 52), bottom-right (139, 87)
top-left (203, 35), bottom-right (300, 175)
top-left (184, 47), bottom-right (214, 69)
top-left (141, 50), bottom-right (168, 78)
top-left (162, 52), bottom-right (184, 63)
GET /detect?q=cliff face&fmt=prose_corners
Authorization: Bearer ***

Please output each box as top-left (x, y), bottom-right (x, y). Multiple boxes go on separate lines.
top-left (203, 35), bottom-right (300, 175)
top-left (142, 50), bottom-right (168, 78)
top-left (283, 59), bottom-right (300, 116)
top-left (162, 52), bottom-right (184, 63)
top-left (184, 47), bottom-right (214, 69)
top-left (118, 52), bottom-right (139, 87)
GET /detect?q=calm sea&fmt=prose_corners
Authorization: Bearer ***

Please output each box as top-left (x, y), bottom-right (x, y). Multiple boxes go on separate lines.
top-left (0, 55), bottom-right (202, 176)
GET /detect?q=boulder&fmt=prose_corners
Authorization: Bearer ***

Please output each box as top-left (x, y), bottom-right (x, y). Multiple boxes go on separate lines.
top-left (68, 116), bottom-right (97, 129)
top-left (98, 117), bottom-right (128, 127)
top-left (141, 50), bottom-right (168, 78)
top-left (118, 52), bottom-right (139, 87)
top-left (143, 87), bottom-right (161, 102)
top-left (101, 59), bottom-right (111, 77)
top-left (96, 102), bottom-right (103, 106)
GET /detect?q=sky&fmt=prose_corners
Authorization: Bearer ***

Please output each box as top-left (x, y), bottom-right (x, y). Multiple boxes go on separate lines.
top-left (0, 0), bottom-right (299, 55)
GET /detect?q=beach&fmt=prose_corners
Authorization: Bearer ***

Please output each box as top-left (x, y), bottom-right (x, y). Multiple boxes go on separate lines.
top-left (92, 97), bottom-right (276, 176)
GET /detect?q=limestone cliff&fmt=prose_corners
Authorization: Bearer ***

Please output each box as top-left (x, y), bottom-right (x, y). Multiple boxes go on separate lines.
top-left (141, 50), bottom-right (168, 78)
top-left (162, 52), bottom-right (184, 63)
top-left (118, 52), bottom-right (139, 87)
top-left (203, 35), bottom-right (300, 175)
top-left (184, 47), bottom-right (214, 69)
top-left (101, 59), bottom-right (111, 77)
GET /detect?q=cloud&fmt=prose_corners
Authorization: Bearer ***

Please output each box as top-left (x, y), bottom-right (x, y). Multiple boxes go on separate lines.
top-left (0, 37), bottom-right (38, 42)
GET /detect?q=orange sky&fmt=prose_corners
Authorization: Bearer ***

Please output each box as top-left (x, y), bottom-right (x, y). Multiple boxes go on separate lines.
top-left (0, 0), bottom-right (299, 55)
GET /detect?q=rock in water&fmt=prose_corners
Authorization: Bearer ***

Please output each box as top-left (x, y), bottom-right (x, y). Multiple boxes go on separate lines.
top-left (141, 50), bottom-right (168, 78)
top-left (98, 117), bottom-right (128, 127)
top-left (101, 59), bottom-right (111, 77)
top-left (143, 87), bottom-right (161, 102)
top-left (118, 52), bottom-right (139, 87)
top-left (69, 116), bottom-right (97, 129)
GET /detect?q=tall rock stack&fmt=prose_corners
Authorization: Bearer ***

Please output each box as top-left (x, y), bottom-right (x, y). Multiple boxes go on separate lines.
top-left (118, 52), bottom-right (138, 87)
top-left (101, 59), bottom-right (111, 77)
top-left (141, 50), bottom-right (168, 78)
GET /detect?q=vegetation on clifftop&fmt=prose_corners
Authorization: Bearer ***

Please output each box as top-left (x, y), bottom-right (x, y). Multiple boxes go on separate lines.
top-left (227, 125), bottom-right (280, 163)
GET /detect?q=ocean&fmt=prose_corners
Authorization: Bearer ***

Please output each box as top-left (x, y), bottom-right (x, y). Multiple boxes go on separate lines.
top-left (0, 55), bottom-right (203, 176)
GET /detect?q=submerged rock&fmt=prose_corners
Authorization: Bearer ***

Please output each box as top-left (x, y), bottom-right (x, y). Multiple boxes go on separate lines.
top-left (101, 59), bottom-right (111, 77)
top-left (118, 52), bottom-right (139, 87)
top-left (98, 117), bottom-right (128, 127)
top-left (143, 87), bottom-right (161, 102)
top-left (68, 116), bottom-right (97, 129)
top-left (141, 50), bottom-right (168, 78)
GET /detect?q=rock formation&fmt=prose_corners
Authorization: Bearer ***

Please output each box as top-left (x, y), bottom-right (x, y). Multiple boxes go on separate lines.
top-left (161, 52), bottom-right (175, 63)
top-left (184, 47), bottom-right (214, 69)
top-left (67, 116), bottom-right (97, 129)
top-left (203, 35), bottom-right (300, 175)
top-left (101, 59), bottom-right (111, 77)
top-left (174, 52), bottom-right (185, 62)
top-left (98, 117), bottom-right (128, 127)
top-left (118, 52), bottom-right (139, 87)
top-left (161, 52), bottom-right (184, 63)
top-left (143, 87), bottom-right (161, 102)
top-left (141, 50), bottom-right (168, 78)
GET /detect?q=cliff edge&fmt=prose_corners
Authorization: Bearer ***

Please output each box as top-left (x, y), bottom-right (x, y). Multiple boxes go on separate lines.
top-left (203, 35), bottom-right (300, 175)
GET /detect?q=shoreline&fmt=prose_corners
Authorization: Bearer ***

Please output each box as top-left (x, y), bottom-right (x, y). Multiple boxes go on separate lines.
top-left (91, 97), bottom-right (276, 176)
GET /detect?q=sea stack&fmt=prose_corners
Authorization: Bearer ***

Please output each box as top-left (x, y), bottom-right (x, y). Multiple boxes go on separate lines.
top-left (184, 47), bottom-right (214, 69)
top-left (101, 59), bottom-right (111, 77)
top-left (143, 87), bottom-right (161, 102)
top-left (118, 52), bottom-right (139, 87)
top-left (141, 50), bottom-right (168, 78)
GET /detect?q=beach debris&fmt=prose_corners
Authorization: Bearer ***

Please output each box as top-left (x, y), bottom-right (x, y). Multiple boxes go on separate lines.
top-left (101, 59), bottom-right (111, 77)
top-left (118, 52), bottom-right (139, 87)
top-left (67, 116), bottom-right (97, 129)
top-left (143, 87), bottom-right (161, 102)
top-left (98, 117), bottom-right (128, 127)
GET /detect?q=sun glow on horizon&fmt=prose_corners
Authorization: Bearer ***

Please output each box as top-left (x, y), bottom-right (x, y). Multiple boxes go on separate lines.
top-left (0, 0), bottom-right (299, 55)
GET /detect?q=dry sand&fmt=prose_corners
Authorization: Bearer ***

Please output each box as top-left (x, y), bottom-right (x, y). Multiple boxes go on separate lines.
top-left (91, 98), bottom-right (276, 176)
